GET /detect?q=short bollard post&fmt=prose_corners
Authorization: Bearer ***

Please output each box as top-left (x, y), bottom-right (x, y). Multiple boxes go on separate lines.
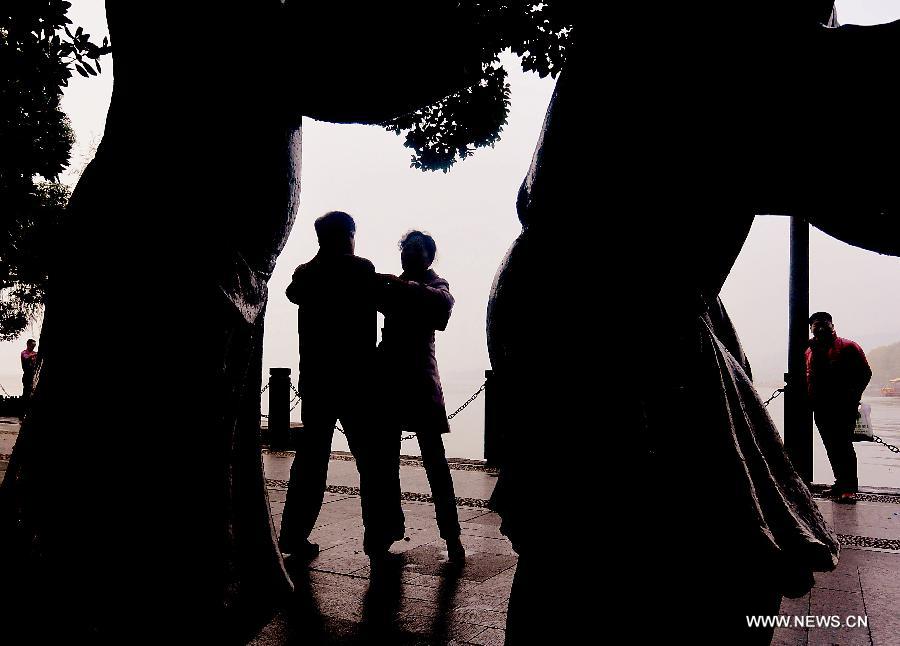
top-left (484, 369), bottom-right (502, 467)
top-left (268, 367), bottom-right (292, 450)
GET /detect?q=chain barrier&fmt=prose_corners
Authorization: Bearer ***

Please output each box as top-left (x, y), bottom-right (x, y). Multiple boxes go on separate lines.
top-left (762, 388), bottom-right (784, 407)
top-left (270, 379), bottom-right (487, 443)
top-left (873, 435), bottom-right (900, 454)
top-left (266, 376), bottom-right (900, 456)
top-left (289, 386), bottom-right (301, 412)
top-left (761, 386), bottom-right (900, 455)
top-left (447, 381), bottom-right (487, 419)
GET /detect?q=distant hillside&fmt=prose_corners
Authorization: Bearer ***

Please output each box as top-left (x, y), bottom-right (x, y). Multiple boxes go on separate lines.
top-left (867, 341), bottom-right (900, 392)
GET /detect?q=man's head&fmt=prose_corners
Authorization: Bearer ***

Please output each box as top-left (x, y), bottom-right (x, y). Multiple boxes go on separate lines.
top-left (809, 311), bottom-right (835, 343)
top-left (26, 339), bottom-right (36, 351)
top-left (399, 230), bottom-right (436, 274)
top-left (314, 211), bottom-right (356, 255)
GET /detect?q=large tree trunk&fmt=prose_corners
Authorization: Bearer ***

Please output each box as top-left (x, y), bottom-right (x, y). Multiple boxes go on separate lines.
top-left (0, 2), bottom-right (482, 641)
top-left (486, 7), bottom-right (900, 643)
top-left (1, 3), bottom-right (301, 640)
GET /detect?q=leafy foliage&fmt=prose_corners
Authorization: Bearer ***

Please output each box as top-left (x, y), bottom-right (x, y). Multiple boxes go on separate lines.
top-left (384, 1), bottom-right (574, 172)
top-left (1, 0), bottom-right (111, 340)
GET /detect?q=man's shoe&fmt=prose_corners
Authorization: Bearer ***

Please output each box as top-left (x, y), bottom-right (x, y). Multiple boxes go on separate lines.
top-left (820, 484), bottom-right (842, 498)
top-left (837, 492), bottom-right (857, 505)
top-left (447, 537), bottom-right (465, 564)
top-left (283, 540), bottom-right (319, 565)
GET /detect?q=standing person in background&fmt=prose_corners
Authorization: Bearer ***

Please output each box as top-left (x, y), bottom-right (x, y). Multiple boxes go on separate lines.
top-left (377, 230), bottom-right (465, 563)
top-left (20, 339), bottom-right (37, 404)
top-left (806, 311), bottom-right (872, 504)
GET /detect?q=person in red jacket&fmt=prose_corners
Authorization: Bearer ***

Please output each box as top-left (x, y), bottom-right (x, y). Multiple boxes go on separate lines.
top-left (805, 311), bottom-right (872, 504)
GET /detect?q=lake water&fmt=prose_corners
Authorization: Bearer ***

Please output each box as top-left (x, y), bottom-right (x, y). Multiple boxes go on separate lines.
top-left (327, 377), bottom-right (900, 490)
top-left (4, 369), bottom-right (898, 489)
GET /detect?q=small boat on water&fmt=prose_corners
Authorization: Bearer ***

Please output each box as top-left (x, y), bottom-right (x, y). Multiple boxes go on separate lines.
top-left (881, 378), bottom-right (900, 397)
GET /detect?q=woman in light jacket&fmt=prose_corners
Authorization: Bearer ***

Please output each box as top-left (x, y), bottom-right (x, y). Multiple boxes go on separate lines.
top-left (377, 230), bottom-right (464, 562)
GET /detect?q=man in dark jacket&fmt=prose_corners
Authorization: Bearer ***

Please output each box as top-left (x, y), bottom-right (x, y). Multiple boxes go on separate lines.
top-left (806, 311), bottom-right (872, 503)
top-left (279, 211), bottom-right (384, 562)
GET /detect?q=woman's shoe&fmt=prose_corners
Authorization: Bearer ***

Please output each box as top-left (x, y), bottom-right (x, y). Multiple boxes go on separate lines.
top-left (447, 537), bottom-right (465, 563)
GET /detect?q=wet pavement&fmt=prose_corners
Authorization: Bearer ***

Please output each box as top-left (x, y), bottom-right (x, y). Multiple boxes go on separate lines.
top-left (1, 419), bottom-right (899, 644)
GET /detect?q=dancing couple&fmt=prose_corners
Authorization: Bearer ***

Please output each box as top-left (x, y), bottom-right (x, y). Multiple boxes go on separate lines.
top-left (276, 210), bottom-right (465, 566)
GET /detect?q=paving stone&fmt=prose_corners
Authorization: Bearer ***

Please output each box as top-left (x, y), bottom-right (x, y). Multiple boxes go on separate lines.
top-left (470, 568), bottom-right (516, 605)
top-left (311, 540), bottom-right (372, 576)
top-left (457, 535), bottom-right (516, 557)
top-left (401, 572), bottom-right (461, 589)
top-left (808, 588), bottom-right (870, 646)
top-left (308, 585), bottom-right (366, 623)
top-left (452, 604), bottom-right (507, 630)
top-left (856, 549), bottom-right (900, 597)
top-left (392, 606), bottom-right (488, 644)
top-left (396, 576), bottom-right (479, 605)
top-left (822, 500), bottom-right (900, 541)
top-left (445, 620), bottom-right (491, 643)
top-left (832, 550), bottom-right (864, 577)
top-left (188, 459), bottom-right (900, 644)
top-left (771, 626), bottom-right (808, 646)
top-left (779, 594), bottom-right (810, 617)
top-left (459, 520), bottom-right (506, 540)
top-left (813, 568), bottom-right (861, 594)
top-left (310, 518), bottom-right (365, 551)
top-left (460, 511), bottom-right (502, 527)
top-left (457, 506), bottom-right (490, 523)
top-left (395, 600), bottom-right (441, 635)
top-left (313, 497), bottom-right (363, 528)
top-left (457, 591), bottom-right (512, 613)
top-left (465, 627), bottom-right (506, 646)
top-left (862, 593), bottom-right (900, 646)
top-left (308, 570), bottom-right (369, 591)
top-left (402, 543), bottom-right (518, 583)
top-left (321, 491), bottom-right (354, 504)
top-left (389, 526), bottom-right (443, 553)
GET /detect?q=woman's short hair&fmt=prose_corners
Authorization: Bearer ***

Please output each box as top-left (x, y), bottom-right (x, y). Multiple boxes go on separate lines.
top-left (399, 230), bottom-right (437, 263)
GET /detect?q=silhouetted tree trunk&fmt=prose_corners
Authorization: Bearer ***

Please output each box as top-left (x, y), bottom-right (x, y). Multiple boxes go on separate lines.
top-left (486, 8), bottom-right (900, 644)
top-left (0, 2), bottom-right (481, 641)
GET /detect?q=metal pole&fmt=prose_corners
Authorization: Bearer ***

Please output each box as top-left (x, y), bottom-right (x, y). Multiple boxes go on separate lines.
top-left (268, 367), bottom-right (292, 450)
top-left (785, 217), bottom-right (813, 483)
top-left (484, 369), bottom-right (501, 467)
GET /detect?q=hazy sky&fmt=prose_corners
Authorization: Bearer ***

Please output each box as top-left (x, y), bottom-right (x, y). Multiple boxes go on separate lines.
top-left (3, 0), bottom-right (900, 414)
